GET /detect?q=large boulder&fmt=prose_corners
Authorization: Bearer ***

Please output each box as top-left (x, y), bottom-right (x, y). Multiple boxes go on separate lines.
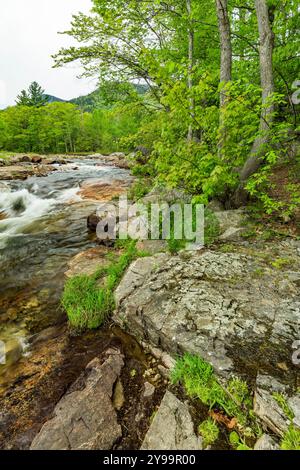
top-left (141, 391), bottom-right (202, 450)
top-left (30, 348), bottom-right (124, 450)
top-left (114, 241), bottom-right (300, 383)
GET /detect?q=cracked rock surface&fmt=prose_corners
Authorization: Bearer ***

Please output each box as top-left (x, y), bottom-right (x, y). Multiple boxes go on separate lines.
top-left (114, 243), bottom-right (300, 381)
top-left (30, 348), bottom-right (124, 450)
top-left (141, 391), bottom-right (202, 450)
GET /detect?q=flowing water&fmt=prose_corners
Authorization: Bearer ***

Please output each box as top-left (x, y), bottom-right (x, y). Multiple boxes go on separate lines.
top-left (0, 158), bottom-right (131, 378)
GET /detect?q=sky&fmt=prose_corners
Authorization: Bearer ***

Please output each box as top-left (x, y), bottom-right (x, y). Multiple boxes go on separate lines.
top-left (0, 0), bottom-right (95, 108)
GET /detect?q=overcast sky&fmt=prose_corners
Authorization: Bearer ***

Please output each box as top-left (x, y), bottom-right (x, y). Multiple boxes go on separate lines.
top-left (0, 0), bottom-right (95, 108)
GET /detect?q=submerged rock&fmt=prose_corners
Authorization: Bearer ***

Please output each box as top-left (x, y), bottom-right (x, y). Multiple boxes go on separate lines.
top-left (30, 348), bottom-right (124, 450)
top-left (141, 391), bottom-right (202, 450)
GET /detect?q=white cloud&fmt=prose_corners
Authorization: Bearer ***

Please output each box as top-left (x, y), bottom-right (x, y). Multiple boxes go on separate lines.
top-left (0, 0), bottom-right (95, 108)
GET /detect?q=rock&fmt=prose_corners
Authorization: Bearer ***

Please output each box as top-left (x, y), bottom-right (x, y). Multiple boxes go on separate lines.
top-left (87, 212), bottom-right (101, 231)
top-left (0, 165), bottom-right (35, 180)
top-left (114, 244), bottom-right (300, 379)
top-left (287, 396), bottom-right (300, 428)
top-left (219, 227), bottom-right (246, 241)
top-left (161, 353), bottom-right (176, 370)
top-left (20, 155), bottom-right (31, 162)
top-left (30, 348), bottom-right (124, 450)
top-left (0, 158), bottom-right (6, 167)
top-left (254, 388), bottom-right (289, 436)
top-left (254, 434), bottom-right (279, 450)
top-left (214, 209), bottom-right (245, 236)
top-left (136, 240), bottom-right (168, 255)
top-left (31, 155), bottom-right (42, 164)
top-left (143, 382), bottom-right (155, 398)
top-left (141, 391), bottom-right (202, 450)
top-left (142, 186), bottom-right (191, 205)
top-left (113, 379), bottom-right (125, 411)
top-left (80, 179), bottom-right (129, 202)
top-left (65, 246), bottom-right (111, 278)
top-left (206, 200), bottom-right (225, 212)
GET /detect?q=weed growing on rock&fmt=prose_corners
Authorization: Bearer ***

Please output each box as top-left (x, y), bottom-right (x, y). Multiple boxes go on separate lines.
top-left (62, 240), bottom-right (142, 330)
top-left (281, 425), bottom-right (300, 450)
top-left (171, 354), bottom-right (252, 426)
top-left (229, 431), bottom-right (252, 450)
top-left (272, 392), bottom-right (294, 421)
top-left (198, 418), bottom-right (219, 448)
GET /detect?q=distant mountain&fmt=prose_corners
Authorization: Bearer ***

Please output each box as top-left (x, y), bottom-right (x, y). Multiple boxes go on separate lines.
top-left (44, 94), bottom-right (66, 104)
top-left (42, 83), bottom-right (149, 111)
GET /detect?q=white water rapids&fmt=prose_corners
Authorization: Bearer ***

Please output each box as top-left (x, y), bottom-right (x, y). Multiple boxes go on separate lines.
top-left (0, 185), bottom-right (81, 247)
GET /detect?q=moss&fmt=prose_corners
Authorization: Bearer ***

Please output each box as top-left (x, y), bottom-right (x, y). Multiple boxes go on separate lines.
top-left (271, 257), bottom-right (293, 270)
top-left (219, 243), bottom-right (235, 253)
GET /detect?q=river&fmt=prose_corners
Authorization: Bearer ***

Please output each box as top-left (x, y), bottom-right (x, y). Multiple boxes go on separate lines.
top-left (0, 157), bottom-right (149, 449)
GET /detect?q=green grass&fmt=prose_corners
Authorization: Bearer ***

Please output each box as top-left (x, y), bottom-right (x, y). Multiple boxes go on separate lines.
top-left (171, 353), bottom-right (253, 429)
top-left (273, 392), bottom-right (294, 421)
top-left (281, 425), bottom-right (300, 450)
top-left (198, 418), bottom-right (219, 448)
top-left (62, 240), bottom-right (142, 330)
top-left (0, 151), bottom-right (14, 161)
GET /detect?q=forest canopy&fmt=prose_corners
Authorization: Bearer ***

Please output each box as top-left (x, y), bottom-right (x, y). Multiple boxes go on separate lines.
top-left (1, 0), bottom-right (299, 212)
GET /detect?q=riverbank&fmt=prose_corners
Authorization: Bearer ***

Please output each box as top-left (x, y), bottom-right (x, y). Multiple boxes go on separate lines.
top-left (0, 153), bottom-right (299, 450)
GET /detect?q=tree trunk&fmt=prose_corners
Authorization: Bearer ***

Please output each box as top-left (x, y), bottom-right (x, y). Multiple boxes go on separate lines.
top-left (215, 0), bottom-right (232, 156)
top-left (216, 0), bottom-right (232, 107)
top-left (234, 0), bottom-right (275, 205)
top-left (186, 0), bottom-right (195, 142)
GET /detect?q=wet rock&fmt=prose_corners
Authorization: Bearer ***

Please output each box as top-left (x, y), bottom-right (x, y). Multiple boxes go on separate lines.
top-left (30, 348), bottom-right (124, 450)
top-left (0, 158), bottom-right (6, 167)
top-left (141, 391), bottom-right (202, 450)
top-left (114, 245), bottom-right (300, 379)
top-left (80, 179), bottom-right (129, 202)
top-left (254, 434), bottom-right (279, 450)
top-left (0, 165), bottom-right (35, 180)
top-left (65, 246), bottom-right (111, 278)
top-left (31, 155), bottom-right (42, 164)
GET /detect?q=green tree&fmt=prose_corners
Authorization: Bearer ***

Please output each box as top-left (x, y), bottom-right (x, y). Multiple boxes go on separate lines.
top-left (16, 81), bottom-right (47, 107)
